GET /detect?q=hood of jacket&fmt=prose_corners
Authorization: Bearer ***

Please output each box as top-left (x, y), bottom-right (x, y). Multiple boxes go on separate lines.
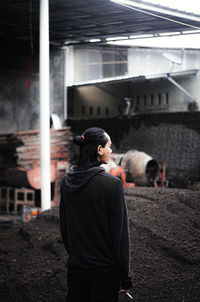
top-left (64, 164), bottom-right (105, 194)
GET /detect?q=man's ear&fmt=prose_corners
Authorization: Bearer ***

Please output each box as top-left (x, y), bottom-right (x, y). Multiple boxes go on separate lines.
top-left (97, 145), bottom-right (102, 155)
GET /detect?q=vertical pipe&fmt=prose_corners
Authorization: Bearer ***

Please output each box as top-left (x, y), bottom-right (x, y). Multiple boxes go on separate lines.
top-left (63, 49), bottom-right (68, 122)
top-left (40, 0), bottom-right (51, 211)
top-left (64, 46), bottom-right (74, 122)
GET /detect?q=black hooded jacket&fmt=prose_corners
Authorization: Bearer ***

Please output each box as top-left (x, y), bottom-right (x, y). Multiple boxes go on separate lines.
top-left (59, 164), bottom-right (132, 289)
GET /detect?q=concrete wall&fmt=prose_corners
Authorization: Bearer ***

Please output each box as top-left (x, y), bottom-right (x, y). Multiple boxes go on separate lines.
top-left (68, 46), bottom-right (200, 119)
top-left (50, 49), bottom-right (65, 121)
top-left (129, 72), bottom-right (200, 113)
top-left (128, 48), bottom-right (200, 77)
top-left (2, 44), bottom-right (195, 129)
top-left (0, 41), bottom-right (64, 134)
top-left (69, 82), bottom-right (127, 119)
top-left (69, 71), bottom-right (200, 119)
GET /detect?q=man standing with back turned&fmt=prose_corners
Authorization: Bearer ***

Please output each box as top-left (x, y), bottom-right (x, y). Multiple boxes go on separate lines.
top-left (59, 127), bottom-right (132, 301)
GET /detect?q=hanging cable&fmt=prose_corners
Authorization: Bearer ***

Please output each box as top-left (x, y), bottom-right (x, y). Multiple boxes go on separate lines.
top-left (29, 0), bottom-right (34, 54)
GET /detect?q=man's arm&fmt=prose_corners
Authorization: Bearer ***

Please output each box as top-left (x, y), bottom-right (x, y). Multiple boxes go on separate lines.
top-left (109, 180), bottom-right (132, 290)
top-left (59, 179), bottom-right (69, 253)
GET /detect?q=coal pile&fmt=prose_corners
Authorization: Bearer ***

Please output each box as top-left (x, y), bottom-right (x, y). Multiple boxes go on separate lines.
top-left (0, 187), bottom-right (200, 302)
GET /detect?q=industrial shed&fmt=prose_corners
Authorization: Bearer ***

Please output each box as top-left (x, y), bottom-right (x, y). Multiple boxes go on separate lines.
top-left (0, 2), bottom-right (200, 301)
top-left (0, 0), bottom-right (200, 205)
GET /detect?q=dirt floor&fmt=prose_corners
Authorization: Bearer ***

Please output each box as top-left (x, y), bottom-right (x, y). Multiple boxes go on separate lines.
top-left (0, 187), bottom-right (200, 302)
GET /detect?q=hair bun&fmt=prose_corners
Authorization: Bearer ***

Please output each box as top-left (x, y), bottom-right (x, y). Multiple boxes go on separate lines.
top-left (74, 135), bottom-right (85, 145)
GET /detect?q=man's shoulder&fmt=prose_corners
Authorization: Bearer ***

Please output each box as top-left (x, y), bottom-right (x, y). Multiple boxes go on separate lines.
top-left (96, 170), bottom-right (121, 186)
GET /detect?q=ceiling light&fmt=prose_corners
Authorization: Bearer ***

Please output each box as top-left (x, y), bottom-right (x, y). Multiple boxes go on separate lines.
top-left (89, 39), bottom-right (101, 43)
top-left (182, 30), bottom-right (200, 34)
top-left (106, 36), bottom-right (128, 41)
top-left (64, 40), bottom-right (80, 45)
top-left (107, 34), bottom-right (200, 49)
top-left (159, 32), bottom-right (181, 36)
top-left (129, 34), bottom-right (154, 39)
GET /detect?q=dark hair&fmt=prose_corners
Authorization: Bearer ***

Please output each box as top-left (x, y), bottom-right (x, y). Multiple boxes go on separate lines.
top-left (73, 127), bottom-right (109, 165)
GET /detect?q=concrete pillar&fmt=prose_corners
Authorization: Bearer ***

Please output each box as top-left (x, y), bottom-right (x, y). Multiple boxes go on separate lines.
top-left (39, 0), bottom-right (51, 211)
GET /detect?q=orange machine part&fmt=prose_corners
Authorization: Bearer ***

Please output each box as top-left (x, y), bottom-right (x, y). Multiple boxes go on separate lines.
top-left (110, 166), bottom-right (135, 188)
top-left (27, 164), bottom-right (56, 190)
top-left (110, 166), bottom-right (124, 177)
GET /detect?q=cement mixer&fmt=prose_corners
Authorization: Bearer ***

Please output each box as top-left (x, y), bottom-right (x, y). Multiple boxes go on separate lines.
top-left (120, 150), bottom-right (159, 186)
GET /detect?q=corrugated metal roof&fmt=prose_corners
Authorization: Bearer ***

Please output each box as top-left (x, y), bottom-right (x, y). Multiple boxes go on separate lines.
top-left (0, 0), bottom-right (200, 46)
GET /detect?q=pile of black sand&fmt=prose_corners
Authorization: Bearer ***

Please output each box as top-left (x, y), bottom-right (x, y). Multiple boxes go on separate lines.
top-left (0, 187), bottom-right (199, 302)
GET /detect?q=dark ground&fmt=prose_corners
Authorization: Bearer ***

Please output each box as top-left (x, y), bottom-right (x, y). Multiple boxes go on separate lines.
top-left (0, 187), bottom-right (200, 302)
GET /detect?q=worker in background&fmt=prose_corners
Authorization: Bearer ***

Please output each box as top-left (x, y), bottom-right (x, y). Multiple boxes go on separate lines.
top-left (119, 97), bottom-right (132, 116)
top-left (59, 127), bottom-right (132, 302)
